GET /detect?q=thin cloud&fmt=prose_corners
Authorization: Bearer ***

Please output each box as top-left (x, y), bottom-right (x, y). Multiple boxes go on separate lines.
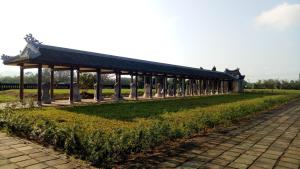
top-left (255, 3), bottom-right (300, 31)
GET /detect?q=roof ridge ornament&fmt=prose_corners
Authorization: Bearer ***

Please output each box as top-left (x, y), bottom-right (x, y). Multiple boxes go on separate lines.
top-left (24, 34), bottom-right (42, 48)
top-left (1, 54), bottom-right (13, 62)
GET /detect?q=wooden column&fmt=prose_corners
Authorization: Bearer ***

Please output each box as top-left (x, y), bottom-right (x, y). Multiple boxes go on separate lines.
top-left (212, 80), bottom-right (214, 93)
top-left (135, 74), bottom-right (138, 100)
top-left (155, 76), bottom-right (158, 93)
top-left (130, 75), bottom-right (133, 84)
top-left (199, 79), bottom-right (202, 95)
top-left (222, 80), bottom-right (225, 93)
top-left (182, 78), bottom-right (185, 97)
top-left (70, 68), bottom-right (74, 104)
top-left (150, 75), bottom-right (153, 98)
top-left (211, 80), bottom-right (214, 94)
top-left (117, 73), bottom-right (121, 99)
top-left (143, 75), bottom-right (147, 98)
top-left (50, 66), bottom-right (54, 101)
top-left (163, 76), bottom-right (166, 98)
top-left (203, 79), bottom-right (205, 94)
top-left (37, 65), bottom-right (42, 106)
top-left (96, 69), bottom-right (101, 102)
top-left (19, 64), bottom-right (24, 102)
top-left (215, 80), bottom-right (218, 94)
top-left (191, 79), bottom-right (194, 96)
top-left (173, 78), bottom-right (176, 97)
top-left (210, 80), bottom-right (213, 94)
top-left (226, 80), bottom-right (228, 93)
top-left (196, 79), bottom-right (199, 95)
top-left (77, 68), bottom-right (80, 84)
top-left (197, 79), bottom-right (200, 95)
top-left (206, 79), bottom-right (209, 94)
top-left (217, 80), bottom-right (219, 93)
top-left (217, 80), bottom-right (220, 94)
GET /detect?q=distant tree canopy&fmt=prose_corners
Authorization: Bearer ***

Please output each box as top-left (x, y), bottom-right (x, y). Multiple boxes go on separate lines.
top-left (245, 79), bottom-right (300, 90)
top-left (2, 71), bottom-right (299, 90)
top-left (0, 70), bottom-right (132, 89)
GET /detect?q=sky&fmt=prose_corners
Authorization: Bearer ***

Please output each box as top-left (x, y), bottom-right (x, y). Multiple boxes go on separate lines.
top-left (0, 0), bottom-right (299, 82)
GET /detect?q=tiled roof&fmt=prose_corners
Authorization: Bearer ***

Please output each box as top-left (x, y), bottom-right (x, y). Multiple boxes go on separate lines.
top-left (4, 43), bottom-right (237, 80)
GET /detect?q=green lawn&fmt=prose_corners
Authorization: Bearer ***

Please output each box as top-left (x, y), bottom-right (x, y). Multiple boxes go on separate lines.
top-left (0, 89), bottom-right (299, 166)
top-left (245, 88), bottom-right (300, 94)
top-left (15, 93), bottom-right (268, 131)
top-left (0, 88), bottom-right (145, 103)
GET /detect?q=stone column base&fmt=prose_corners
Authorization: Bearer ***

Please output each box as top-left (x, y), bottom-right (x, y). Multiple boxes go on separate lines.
top-left (143, 84), bottom-right (151, 98)
top-left (94, 96), bottom-right (104, 102)
top-left (111, 95), bottom-right (123, 101)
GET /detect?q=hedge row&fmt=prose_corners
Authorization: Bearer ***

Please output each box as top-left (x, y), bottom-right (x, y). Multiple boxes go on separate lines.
top-left (0, 93), bottom-right (298, 167)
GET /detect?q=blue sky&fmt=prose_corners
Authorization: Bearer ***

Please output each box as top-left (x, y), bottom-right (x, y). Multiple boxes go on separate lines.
top-left (0, 0), bottom-right (299, 82)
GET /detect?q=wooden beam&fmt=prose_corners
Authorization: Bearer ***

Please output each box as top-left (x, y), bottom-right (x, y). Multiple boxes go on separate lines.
top-left (53, 68), bottom-right (72, 71)
top-left (23, 65), bottom-right (39, 69)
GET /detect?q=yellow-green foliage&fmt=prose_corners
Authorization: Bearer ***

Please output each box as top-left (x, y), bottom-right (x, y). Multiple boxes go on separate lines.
top-left (0, 90), bottom-right (299, 167)
top-left (0, 89), bottom-right (145, 103)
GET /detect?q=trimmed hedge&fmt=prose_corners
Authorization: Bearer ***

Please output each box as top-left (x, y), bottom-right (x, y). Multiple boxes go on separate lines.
top-left (0, 92), bottom-right (299, 167)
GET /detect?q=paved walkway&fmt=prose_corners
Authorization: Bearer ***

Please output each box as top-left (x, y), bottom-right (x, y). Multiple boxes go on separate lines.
top-left (0, 132), bottom-right (94, 169)
top-left (122, 100), bottom-right (300, 169)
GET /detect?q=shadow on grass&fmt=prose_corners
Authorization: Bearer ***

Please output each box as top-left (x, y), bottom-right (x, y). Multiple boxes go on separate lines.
top-left (59, 93), bottom-right (272, 121)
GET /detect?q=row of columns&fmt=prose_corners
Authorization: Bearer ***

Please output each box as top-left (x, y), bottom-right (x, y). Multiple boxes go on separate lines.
top-left (19, 65), bottom-right (82, 105)
top-left (125, 75), bottom-right (230, 100)
top-left (18, 65), bottom-right (231, 105)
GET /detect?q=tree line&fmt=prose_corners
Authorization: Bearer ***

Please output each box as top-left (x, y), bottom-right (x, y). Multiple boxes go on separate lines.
top-left (1, 71), bottom-right (300, 90)
top-left (245, 79), bottom-right (300, 90)
top-left (0, 70), bottom-right (133, 89)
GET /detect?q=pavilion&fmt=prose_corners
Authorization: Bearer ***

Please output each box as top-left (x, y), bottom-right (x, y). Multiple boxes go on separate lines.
top-left (2, 34), bottom-right (244, 105)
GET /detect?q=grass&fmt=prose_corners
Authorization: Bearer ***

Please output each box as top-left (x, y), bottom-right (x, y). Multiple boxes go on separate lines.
top-left (0, 89), bottom-right (299, 167)
top-left (9, 93), bottom-right (268, 132)
top-left (0, 88), bottom-right (145, 103)
top-left (245, 88), bottom-right (300, 94)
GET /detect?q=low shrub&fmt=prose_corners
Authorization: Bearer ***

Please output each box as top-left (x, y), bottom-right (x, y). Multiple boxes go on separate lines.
top-left (0, 91), bottom-right (299, 167)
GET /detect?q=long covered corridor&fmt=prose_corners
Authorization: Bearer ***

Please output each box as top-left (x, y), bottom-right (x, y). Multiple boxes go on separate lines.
top-left (2, 34), bottom-right (245, 106)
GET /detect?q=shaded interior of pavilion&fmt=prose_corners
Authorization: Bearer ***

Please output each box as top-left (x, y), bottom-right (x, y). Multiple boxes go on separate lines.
top-left (18, 67), bottom-right (234, 106)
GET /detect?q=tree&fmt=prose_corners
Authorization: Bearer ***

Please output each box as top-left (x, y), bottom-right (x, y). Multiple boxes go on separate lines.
top-left (79, 73), bottom-right (96, 90)
top-left (251, 79), bottom-right (300, 90)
